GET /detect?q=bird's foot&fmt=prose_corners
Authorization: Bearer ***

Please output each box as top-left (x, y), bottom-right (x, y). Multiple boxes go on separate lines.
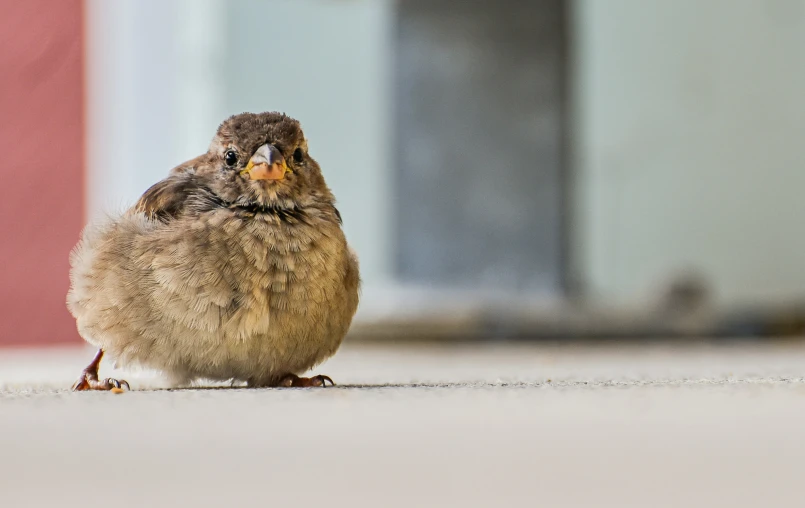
top-left (71, 349), bottom-right (131, 391)
top-left (278, 374), bottom-right (335, 387)
top-left (72, 373), bottom-right (130, 391)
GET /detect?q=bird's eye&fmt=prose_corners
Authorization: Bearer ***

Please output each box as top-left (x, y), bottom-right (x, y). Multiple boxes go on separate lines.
top-left (224, 150), bottom-right (238, 167)
top-left (293, 148), bottom-right (304, 164)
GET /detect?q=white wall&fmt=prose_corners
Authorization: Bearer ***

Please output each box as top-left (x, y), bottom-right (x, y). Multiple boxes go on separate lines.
top-left (573, 0), bottom-right (805, 306)
top-left (224, 0), bottom-right (395, 290)
top-left (85, 0), bottom-right (395, 297)
top-left (85, 0), bottom-right (228, 220)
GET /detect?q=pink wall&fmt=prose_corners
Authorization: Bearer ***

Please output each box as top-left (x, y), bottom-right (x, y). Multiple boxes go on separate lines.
top-left (0, 1), bottom-right (85, 345)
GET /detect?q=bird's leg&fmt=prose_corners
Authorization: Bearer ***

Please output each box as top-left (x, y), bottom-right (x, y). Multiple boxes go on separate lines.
top-left (277, 374), bottom-right (335, 387)
top-left (71, 349), bottom-right (130, 391)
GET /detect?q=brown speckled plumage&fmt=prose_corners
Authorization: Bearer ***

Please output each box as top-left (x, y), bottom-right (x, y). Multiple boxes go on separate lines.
top-left (67, 112), bottom-right (360, 388)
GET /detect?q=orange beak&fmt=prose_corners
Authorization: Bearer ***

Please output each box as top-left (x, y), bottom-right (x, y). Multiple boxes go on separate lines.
top-left (241, 144), bottom-right (290, 181)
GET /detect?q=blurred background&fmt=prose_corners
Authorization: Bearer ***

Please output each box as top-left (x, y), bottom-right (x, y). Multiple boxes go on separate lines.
top-left (2, 0), bottom-right (805, 346)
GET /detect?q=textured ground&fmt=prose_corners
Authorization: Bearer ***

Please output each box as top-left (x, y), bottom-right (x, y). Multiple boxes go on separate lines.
top-left (2, 339), bottom-right (805, 507)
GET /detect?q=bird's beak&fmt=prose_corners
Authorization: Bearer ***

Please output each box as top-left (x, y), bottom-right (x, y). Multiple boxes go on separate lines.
top-left (240, 144), bottom-right (290, 181)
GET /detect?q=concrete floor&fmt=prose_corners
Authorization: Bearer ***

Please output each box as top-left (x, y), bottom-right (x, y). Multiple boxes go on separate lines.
top-left (2, 340), bottom-right (805, 507)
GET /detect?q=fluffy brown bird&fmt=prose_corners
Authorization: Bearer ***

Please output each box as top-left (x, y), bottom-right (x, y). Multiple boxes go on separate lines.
top-left (67, 112), bottom-right (360, 389)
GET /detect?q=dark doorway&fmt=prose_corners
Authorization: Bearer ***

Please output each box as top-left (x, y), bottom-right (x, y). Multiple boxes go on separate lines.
top-left (394, 0), bottom-right (569, 295)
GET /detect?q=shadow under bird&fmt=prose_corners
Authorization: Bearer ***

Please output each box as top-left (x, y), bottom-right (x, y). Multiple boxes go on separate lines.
top-left (67, 112), bottom-right (360, 389)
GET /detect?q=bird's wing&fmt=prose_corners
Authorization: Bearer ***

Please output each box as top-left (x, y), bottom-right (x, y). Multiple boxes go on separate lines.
top-left (131, 174), bottom-right (203, 222)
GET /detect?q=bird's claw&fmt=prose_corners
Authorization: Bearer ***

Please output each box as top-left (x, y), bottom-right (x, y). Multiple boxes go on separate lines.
top-left (71, 350), bottom-right (131, 391)
top-left (71, 372), bottom-right (131, 392)
top-left (312, 375), bottom-right (334, 387)
top-left (70, 377), bottom-right (87, 392)
top-left (103, 378), bottom-right (130, 390)
top-left (278, 374), bottom-right (335, 388)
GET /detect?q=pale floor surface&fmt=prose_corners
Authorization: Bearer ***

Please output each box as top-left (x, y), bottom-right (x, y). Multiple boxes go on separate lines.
top-left (2, 340), bottom-right (805, 508)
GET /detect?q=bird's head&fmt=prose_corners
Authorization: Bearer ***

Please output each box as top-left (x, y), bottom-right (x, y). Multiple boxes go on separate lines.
top-left (190, 112), bottom-right (332, 209)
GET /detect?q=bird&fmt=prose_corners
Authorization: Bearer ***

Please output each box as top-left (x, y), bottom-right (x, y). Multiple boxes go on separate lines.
top-left (67, 112), bottom-right (360, 390)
